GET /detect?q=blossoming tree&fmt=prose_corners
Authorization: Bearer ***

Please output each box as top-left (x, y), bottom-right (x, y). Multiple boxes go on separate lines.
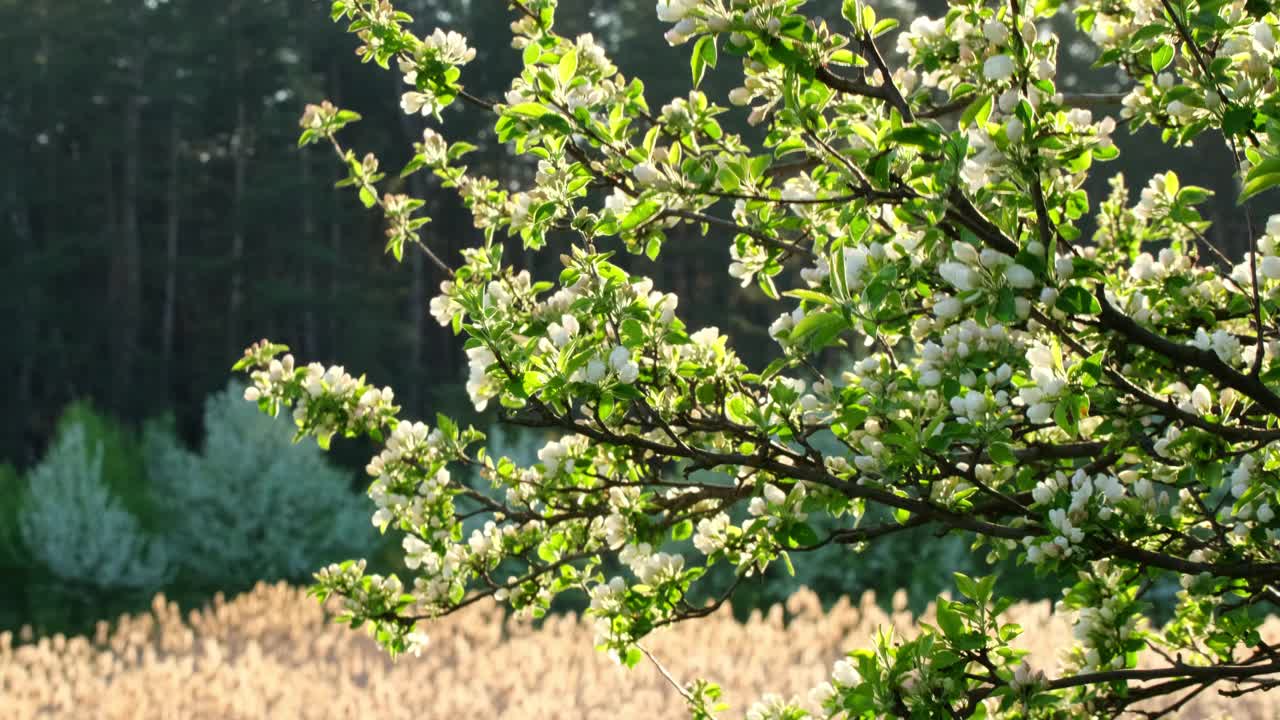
top-left (234, 0), bottom-right (1280, 715)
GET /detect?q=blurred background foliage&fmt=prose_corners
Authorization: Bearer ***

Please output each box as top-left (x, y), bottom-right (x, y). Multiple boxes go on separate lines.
top-left (0, 0), bottom-right (1245, 638)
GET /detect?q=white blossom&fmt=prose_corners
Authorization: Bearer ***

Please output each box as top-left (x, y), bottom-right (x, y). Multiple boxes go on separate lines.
top-left (983, 54), bottom-right (1016, 82)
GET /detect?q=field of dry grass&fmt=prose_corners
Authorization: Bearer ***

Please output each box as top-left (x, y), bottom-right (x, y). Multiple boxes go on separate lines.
top-left (2, 582), bottom-right (1277, 718)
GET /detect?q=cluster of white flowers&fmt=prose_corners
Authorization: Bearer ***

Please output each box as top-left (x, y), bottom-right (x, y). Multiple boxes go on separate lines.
top-left (1084, 0), bottom-right (1163, 51)
top-left (768, 305), bottom-right (807, 344)
top-left (843, 244), bottom-right (875, 292)
top-left (1009, 660), bottom-right (1046, 692)
top-left (569, 345), bottom-right (640, 386)
top-left (367, 422), bottom-right (452, 530)
top-left (1188, 326), bottom-right (1245, 366)
top-left (1226, 215), bottom-right (1280, 307)
top-left (573, 32), bottom-right (616, 76)
top-left (1116, 12), bottom-right (1277, 126)
top-left (1232, 454), bottom-right (1259, 499)
top-left (1015, 342), bottom-right (1066, 424)
top-left (677, 326), bottom-right (729, 366)
top-left (728, 241), bottom-right (771, 287)
top-left (466, 520), bottom-right (509, 558)
top-left (621, 276), bottom-right (680, 325)
top-left (412, 128), bottom-right (448, 168)
top-left (1220, 19), bottom-right (1279, 90)
top-left (1063, 585), bottom-right (1138, 673)
top-left (1026, 470), bottom-right (1125, 563)
top-left (831, 657), bottom-right (861, 686)
top-left (945, 242), bottom-right (1039, 296)
top-left (542, 312), bottom-right (578, 348)
top-left (1062, 108), bottom-right (1117, 150)
top-left (797, 380), bottom-right (835, 425)
top-left (539, 273), bottom-right (594, 319)
top-left (465, 345), bottom-right (499, 411)
top-left (843, 412), bottom-right (889, 478)
top-left (1172, 382), bottom-right (1215, 416)
top-left (895, 9), bottom-right (1044, 97)
top-left (242, 353), bottom-right (295, 403)
top-left (244, 353), bottom-right (399, 447)
top-left (744, 694), bottom-right (796, 720)
top-left (1032, 507), bottom-right (1084, 562)
top-left (727, 68), bottom-right (776, 110)
top-left (692, 511), bottom-right (732, 555)
top-left (632, 160), bottom-right (667, 188)
top-left (397, 31), bottom-right (475, 117)
top-left (618, 542), bottom-right (686, 585)
top-left (424, 27), bottom-right (476, 65)
top-left (959, 126), bottom-right (1006, 193)
top-left (1221, 453), bottom-right (1278, 541)
top-left (914, 320), bottom-right (1017, 389)
top-left (316, 559), bottom-right (413, 621)
top-left (430, 279), bottom-right (460, 326)
top-left (800, 255), bottom-right (830, 287)
top-left (726, 55), bottom-right (784, 126)
top-left (948, 389), bottom-right (991, 422)
top-left (1130, 171), bottom-right (1178, 221)
top-left (656, 0), bottom-right (699, 44)
top-left (536, 434), bottom-right (588, 477)
top-left (747, 481), bottom-right (807, 527)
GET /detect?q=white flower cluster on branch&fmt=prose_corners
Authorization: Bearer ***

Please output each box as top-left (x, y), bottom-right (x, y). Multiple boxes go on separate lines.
top-left (238, 0), bottom-right (1280, 716)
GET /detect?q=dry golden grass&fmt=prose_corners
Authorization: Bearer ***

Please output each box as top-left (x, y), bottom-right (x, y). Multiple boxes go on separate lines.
top-left (2, 583), bottom-right (1277, 719)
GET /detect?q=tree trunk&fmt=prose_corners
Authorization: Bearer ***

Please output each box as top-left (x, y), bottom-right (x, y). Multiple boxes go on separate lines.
top-left (301, 148), bottom-right (318, 354)
top-left (108, 29), bottom-right (145, 412)
top-left (161, 111), bottom-right (182, 385)
top-left (225, 1), bottom-right (250, 356)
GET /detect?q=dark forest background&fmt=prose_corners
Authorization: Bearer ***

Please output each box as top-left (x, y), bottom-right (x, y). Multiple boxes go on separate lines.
top-left (0, 0), bottom-right (1264, 637)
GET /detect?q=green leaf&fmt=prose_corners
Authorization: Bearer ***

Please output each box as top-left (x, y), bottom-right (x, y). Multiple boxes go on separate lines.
top-left (621, 317), bottom-right (646, 347)
top-left (1151, 42), bottom-right (1174, 73)
top-left (558, 50), bottom-right (578, 85)
top-left (1222, 107), bottom-right (1255, 138)
top-left (672, 519), bottom-right (693, 541)
top-left (988, 442), bottom-right (1017, 466)
top-left (691, 35), bottom-right (717, 87)
top-left (447, 141), bottom-right (478, 161)
top-left (598, 392), bottom-right (616, 421)
top-left (522, 371), bottom-right (545, 395)
top-left (1054, 396), bottom-right (1081, 436)
top-left (784, 289), bottom-right (838, 306)
top-left (522, 41), bottom-right (541, 66)
top-left (994, 286), bottom-right (1017, 322)
top-left (888, 126), bottom-right (941, 150)
top-left (358, 186), bottom-right (377, 208)
top-left (788, 523), bottom-right (820, 547)
top-left (507, 102), bottom-right (550, 118)
top-left (841, 0), bottom-right (860, 28)
top-left (644, 236), bottom-right (661, 260)
top-left (871, 17), bottom-right (900, 37)
top-left (1077, 351), bottom-right (1104, 387)
top-left (960, 94), bottom-right (992, 129)
top-left (619, 200), bottom-right (661, 231)
top-left (1055, 286), bottom-right (1101, 315)
top-left (936, 601), bottom-right (965, 638)
top-left (1242, 157), bottom-right (1280, 201)
top-left (789, 311), bottom-right (847, 350)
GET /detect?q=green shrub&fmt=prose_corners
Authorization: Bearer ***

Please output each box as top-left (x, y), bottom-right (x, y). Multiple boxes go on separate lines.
top-left (54, 401), bottom-right (155, 531)
top-left (143, 382), bottom-right (374, 589)
top-left (19, 422), bottom-right (170, 590)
